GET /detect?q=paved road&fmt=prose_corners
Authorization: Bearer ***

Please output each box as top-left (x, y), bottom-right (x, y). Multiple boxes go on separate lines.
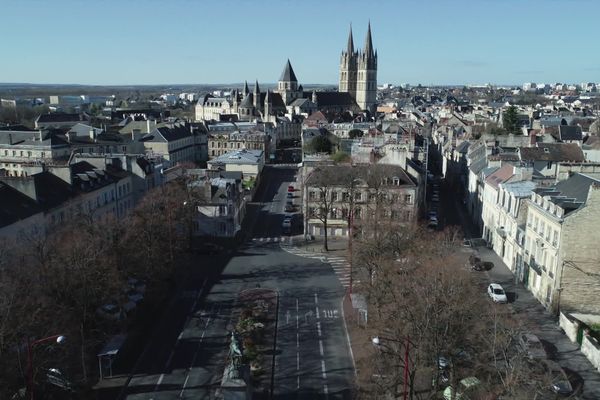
top-left (120, 166), bottom-right (355, 399)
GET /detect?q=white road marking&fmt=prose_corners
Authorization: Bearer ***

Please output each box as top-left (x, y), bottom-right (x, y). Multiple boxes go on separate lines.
top-left (319, 339), bottom-right (324, 356)
top-left (314, 293), bottom-right (318, 304)
top-left (316, 306), bottom-right (320, 319)
top-left (317, 321), bottom-right (322, 337)
top-left (340, 296), bottom-right (357, 376)
top-left (296, 298), bottom-right (300, 389)
top-left (179, 306), bottom-right (215, 397)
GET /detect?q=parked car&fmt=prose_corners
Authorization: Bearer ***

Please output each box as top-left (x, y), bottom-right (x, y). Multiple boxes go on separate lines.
top-left (468, 254), bottom-right (481, 266)
top-left (428, 211), bottom-right (438, 219)
top-left (45, 368), bottom-right (74, 392)
top-left (125, 288), bottom-right (144, 304)
top-left (287, 185), bottom-right (295, 192)
top-left (472, 261), bottom-right (493, 271)
top-left (518, 333), bottom-right (547, 361)
top-left (284, 204), bottom-right (295, 212)
top-left (428, 220), bottom-right (439, 229)
top-left (194, 242), bottom-right (223, 255)
top-left (127, 277), bottom-right (146, 293)
top-left (487, 283), bottom-right (508, 303)
top-left (96, 304), bottom-right (125, 321)
top-left (282, 219), bottom-right (292, 228)
top-left (431, 195), bottom-right (440, 202)
top-left (286, 192), bottom-right (294, 199)
top-left (540, 360), bottom-right (573, 396)
top-left (443, 376), bottom-right (481, 400)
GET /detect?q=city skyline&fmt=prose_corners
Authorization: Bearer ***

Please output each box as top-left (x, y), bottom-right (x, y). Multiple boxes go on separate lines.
top-left (1, 0), bottom-right (599, 86)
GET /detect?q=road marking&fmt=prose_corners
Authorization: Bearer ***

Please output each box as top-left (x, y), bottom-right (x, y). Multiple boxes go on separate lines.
top-left (322, 309), bottom-right (339, 319)
top-left (316, 306), bottom-right (320, 319)
top-left (319, 339), bottom-right (324, 356)
top-left (296, 298), bottom-right (300, 390)
top-left (317, 321), bottom-right (322, 337)
top-left (179, 306), bottom-right (216, 397)
top-left (340, 296), bottom-right (357, 376)
top-left (286, 310), bottom-right (290, 325)
top-left (179, 374), bottom-right (190, 398)
top-left (314, 293), bottom-right (318, 304)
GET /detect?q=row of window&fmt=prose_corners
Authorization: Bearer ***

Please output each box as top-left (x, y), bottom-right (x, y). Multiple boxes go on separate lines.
top-left (309, 206), bottom-right (411, 221)
top-left (309, 190), bottom-right (412, 204)
top-left (526, 212), bottom-right (559, 246)
top-left (50, 198), bottom-right (133, 225)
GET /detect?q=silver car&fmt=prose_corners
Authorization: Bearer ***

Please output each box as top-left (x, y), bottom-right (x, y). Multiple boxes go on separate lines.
top-left (518, 333), bottom-right (547, 360)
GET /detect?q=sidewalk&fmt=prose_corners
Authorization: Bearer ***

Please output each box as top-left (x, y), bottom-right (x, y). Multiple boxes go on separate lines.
top-left (474, 245), bottom-right (600, 400)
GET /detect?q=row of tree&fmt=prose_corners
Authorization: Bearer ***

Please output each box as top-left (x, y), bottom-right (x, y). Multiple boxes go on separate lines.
top-left (352, 224), bottom-right (558, 399)
top-left (0, 179), bottom-right (197, 396)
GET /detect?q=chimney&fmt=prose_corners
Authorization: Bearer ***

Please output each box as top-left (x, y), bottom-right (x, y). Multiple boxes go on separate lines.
top-left (89, 129), bottom-right (95, 140)
top-left (8, 133), bottom-right (12, 145)
top-left (38, 130), bottom-right (42, 141)
top-left (146, 119), bottom-right (150, 133)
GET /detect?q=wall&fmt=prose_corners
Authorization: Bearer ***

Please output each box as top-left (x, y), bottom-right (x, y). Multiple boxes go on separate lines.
top-left (581, 334), bottom-right (600, 372)
top-left (559, 312), bottom-right (579, 343)
top-left (558, 185), bottom-right (600, 314)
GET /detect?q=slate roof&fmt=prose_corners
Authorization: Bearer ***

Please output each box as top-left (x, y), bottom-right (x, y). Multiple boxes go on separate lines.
top-left (239, 94), bottom-right (254, 108)
top-left (279, 59), bottom-right (298, 82)
top-left (554, 173), bottom-right (600, 204)
top-left (32, 172), bottom-right (75, 209)
top-left (485, 164), bottom-right (515, 189)
top-left (533, 173), bottom-right (600, 214)
top-left (209, 149), bottom-right (263, 165)
top-left (312, 92), bottom-right (358, 107)
top-left (558, 125), bottom-right (583, 141)
top-left (0, 182), bottom-right (42, 228)
top-left (148, 125), bottom-right (191, 142)
top-left (518, 143), bottom-right (585, 162)
top-left (305, 164), bottom-right (416, 188)
top-left (36, 113), bottom-right (81, 123)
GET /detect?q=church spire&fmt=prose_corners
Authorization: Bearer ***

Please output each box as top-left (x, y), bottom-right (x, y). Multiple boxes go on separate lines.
top-left (364, 21), bottom-right (374, 58)
top-left (346, 23), bottom-right (354, 54)
top-left (254, 80), bottom-right (260, 94)
top-left (279, 59), bottom-right (298, 83)
top-left (243, 80), bottom-right (249, 96)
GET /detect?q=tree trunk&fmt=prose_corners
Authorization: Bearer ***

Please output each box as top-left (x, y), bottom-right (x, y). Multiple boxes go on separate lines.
top-left (323, 217), bottom-right (329, 251)
top-left (80, 323), bottom-right (88, 383)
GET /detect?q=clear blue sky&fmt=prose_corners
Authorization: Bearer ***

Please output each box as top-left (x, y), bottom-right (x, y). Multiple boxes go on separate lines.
top-left (1, 0), bottom-right (599, 86)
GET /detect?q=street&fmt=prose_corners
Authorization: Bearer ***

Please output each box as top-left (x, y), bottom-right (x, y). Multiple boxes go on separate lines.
top-left (442, 177), bottom-right (600, 400)
top-left (118, 165), bottom-right (355, 399)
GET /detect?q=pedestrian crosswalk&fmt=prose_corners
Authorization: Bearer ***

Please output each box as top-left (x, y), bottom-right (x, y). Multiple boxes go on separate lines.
top-left (248, 236), bottom-right (294, 245)
top-left (279, 244), bottom-right (357, 289)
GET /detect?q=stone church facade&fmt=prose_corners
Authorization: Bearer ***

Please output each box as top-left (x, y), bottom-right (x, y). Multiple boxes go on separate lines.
top-left (195, 24), bottom-right (378, 122)
top-left (339, 23), bottom-right (378, 113)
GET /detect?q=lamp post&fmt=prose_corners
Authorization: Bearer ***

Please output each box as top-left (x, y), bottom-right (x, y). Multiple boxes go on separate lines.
top-left (372, 335), bottom-right (413, 400)
top-left (348, 208), bottom-right (354, 294)
top-left (27, 334), bottom-right (66, 400)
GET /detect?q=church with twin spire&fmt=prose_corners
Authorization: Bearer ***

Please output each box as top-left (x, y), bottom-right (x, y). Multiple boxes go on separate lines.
top-left (195, 23), bottom-right (377, 122)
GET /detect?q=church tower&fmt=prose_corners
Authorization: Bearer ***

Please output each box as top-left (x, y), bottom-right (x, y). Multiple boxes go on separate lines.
top-left (355, 22), bottom-right (377, 112)
top-left (339, 25), bottom-right (357, 99)
top-left (277, 59), bottom-right (300, 105)
top-left (339, 23), bottom-right (377, 113)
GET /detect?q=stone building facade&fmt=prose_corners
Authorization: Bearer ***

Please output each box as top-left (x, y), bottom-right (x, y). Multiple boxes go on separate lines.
top-left (339, 23), bottom-right (378, 113)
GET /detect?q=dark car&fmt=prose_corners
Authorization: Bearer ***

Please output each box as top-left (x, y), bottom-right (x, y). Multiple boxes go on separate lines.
top-left (284, 204), bottom-right (295, 212)
top-left (469, 254), bottom-right (481, 266)
top-left (194, 243), bottom-right (223, 255)
top-left (472, 261), bottom-right (494, 271)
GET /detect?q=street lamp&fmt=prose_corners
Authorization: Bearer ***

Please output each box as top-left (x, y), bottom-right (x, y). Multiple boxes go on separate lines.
top-left (372, 335), bottom-right (413, 400)
top-left (27, 334), bottom-right (66, 400)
